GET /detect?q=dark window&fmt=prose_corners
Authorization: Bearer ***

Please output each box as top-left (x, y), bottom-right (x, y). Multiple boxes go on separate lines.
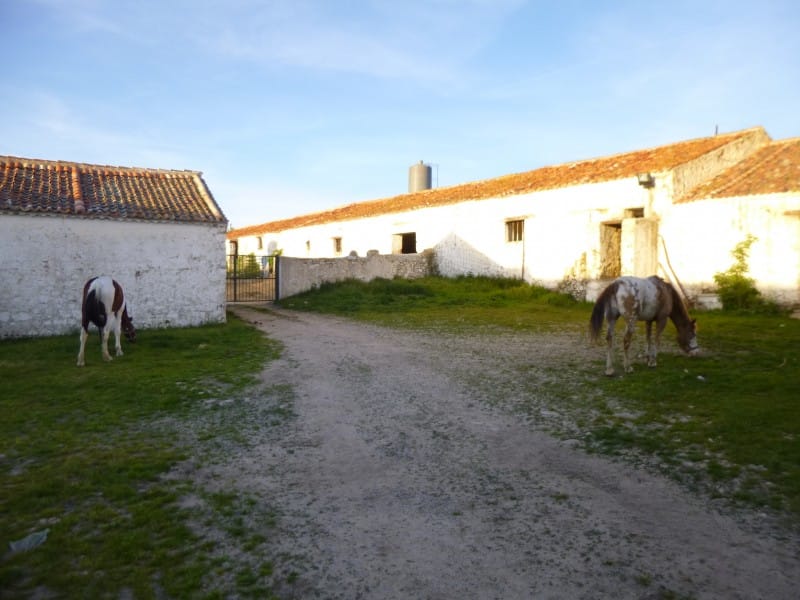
top-left (625, 207), bottom-right (645, 218)
top-left (392, 232), bottom-right (417, 254)
top-left (402, 233), bottom-right (416, 253)
top-left (506, 219), bottom-right (524, 242)
top-left (333, 237), bottom-right (342, 254)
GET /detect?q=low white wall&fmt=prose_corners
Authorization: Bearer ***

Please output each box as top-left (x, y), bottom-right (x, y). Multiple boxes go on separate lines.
top-left (278, 251), bottom-right (432, 299)
top-left (0, 214), bottom-right (227, 338)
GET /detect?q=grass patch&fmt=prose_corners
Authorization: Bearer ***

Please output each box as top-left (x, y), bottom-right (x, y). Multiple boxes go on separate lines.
top-left (582, 310), bottom-right (800, 514)
top-left (0, 313), bottom-right (290, 598)
top-left (280, 276), bottom-right (800, 519)
top-left (279, 275), bottom-right (586, 331)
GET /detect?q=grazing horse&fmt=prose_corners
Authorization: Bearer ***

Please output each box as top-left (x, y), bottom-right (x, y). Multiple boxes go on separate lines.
top-left (77, 276), bottom-right (136, 366)
top-left (589, 276), bottom-right (698, 376)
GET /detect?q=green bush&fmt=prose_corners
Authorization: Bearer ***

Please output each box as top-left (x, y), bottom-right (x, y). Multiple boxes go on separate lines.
top-left (713, 235), bottom-right (766, 311)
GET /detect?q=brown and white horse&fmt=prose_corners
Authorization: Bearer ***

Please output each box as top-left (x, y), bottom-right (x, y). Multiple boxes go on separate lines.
top-left (77, 276), bottom-right (136, 366)
top-left (589, 276), bottom-right (698, 376)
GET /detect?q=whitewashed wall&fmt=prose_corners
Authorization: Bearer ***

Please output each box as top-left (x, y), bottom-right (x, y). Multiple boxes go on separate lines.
top-left (659, 194), bottom-right (800, 305)
top-left (0, 214), bottom-right (227, 338)
top-left (231, 176), bottom-right (800, 305)
top-left (237, 177), bottom-right (650, 282)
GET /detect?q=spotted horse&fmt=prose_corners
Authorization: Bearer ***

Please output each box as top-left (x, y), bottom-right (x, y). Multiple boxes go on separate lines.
top-left (589, 275), bottom-right (698, 376)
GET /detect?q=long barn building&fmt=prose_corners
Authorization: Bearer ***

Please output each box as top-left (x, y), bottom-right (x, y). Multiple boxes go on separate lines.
top-left (227, 126), bottom-right (800, 306)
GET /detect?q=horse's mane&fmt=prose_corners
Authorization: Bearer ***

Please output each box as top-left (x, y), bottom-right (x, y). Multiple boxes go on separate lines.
top-left (662, 279), bottom-right (696, 352)
top-left (664, 280), bottom-right (690, 323)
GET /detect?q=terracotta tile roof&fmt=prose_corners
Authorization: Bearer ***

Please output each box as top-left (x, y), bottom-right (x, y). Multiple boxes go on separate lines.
top-left (0, 156), bottom-right (226, 224)
top-left (228, 127), bottom-right (765, 238)
top-left (678, 138), bottom-right (800, 203)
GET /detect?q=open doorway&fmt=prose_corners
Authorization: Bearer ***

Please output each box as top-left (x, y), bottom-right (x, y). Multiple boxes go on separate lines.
top-left (600, 222), bottom-right (621, 278)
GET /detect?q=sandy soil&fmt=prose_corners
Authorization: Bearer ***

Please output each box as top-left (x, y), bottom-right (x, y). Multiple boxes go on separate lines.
top-left (190, 305), bottom-right (799, 599)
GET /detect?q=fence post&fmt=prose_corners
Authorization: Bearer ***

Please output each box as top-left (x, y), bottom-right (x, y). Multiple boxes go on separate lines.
top-left (232, 252), bottom-right (239, 302)
top-left (274, 255), bottom-right (281, 302)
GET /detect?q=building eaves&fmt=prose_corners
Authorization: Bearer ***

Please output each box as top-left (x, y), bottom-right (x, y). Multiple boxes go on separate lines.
top-left (0, 156), bottom-right (227, 225)
top-left (229, 127), bottom-right (765, 239)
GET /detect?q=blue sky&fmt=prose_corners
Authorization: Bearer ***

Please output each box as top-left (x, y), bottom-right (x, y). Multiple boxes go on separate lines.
top-left (2, 1), bottom-right (799, 229)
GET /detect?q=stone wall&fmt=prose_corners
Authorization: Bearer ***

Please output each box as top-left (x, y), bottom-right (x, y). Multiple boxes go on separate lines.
top-left (278, 250), bottom-right (433, 299)
top-left (0, 214), bottom-right (227, 338)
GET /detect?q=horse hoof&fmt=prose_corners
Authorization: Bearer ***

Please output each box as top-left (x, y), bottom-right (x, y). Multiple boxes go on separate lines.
top-left (605, 369), bottom-right (615, 377)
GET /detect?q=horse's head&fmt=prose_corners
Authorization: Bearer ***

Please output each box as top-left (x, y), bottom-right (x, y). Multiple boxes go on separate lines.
top-left (679, 318), bottom-right (699, 356)
top-left (122, 311), bottom-right (136, 343)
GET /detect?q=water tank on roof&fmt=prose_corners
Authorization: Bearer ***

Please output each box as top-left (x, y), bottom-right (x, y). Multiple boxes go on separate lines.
top-left (408, 160), bottom-right (432, 193)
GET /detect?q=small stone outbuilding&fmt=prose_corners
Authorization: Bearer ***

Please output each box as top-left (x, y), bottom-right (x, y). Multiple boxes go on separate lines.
top-left (0, 156), bottom-right (228, 338)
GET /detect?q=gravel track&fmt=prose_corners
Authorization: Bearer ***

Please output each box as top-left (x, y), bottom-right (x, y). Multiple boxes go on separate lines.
top-left (191, 305), bottom-right (799, 599)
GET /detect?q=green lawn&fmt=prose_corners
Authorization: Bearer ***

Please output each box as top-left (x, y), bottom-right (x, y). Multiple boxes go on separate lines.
top-left (0, 314), bottom-right (290, 599)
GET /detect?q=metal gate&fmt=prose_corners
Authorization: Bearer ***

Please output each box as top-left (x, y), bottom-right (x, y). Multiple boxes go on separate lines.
top-left (226, 254), bottom-right (279, 302)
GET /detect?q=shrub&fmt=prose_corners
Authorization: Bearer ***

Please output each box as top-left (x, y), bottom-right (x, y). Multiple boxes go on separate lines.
top-left (713, 235), bottom-right (767, 311)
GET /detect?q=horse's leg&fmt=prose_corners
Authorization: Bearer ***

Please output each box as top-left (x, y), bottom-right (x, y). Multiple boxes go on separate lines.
top-left (645, 321), bottom-right (656, 367)
top-left (113, 315), bottom-right (124, 357)
top-left (622, 318), bottom-right (636, 373)
top-left (101, 327), bottom-right (113, 362)
top-left (652, 317), bottom-right (667, 367)
top-left (604, 317), bottom-right (616, 376)
top-left (77, 327), bottom-right (88, 367)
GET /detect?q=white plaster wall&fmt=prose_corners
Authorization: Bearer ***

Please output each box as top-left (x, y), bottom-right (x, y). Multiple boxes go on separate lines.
top-left (0, 214), bottom-right (228, 338)
top-left (233, 177), bottom-right (800, 305)
top-left (659, 194), bottom-right (800, 304)
top-left (234, 177), bottom-right (650, 287)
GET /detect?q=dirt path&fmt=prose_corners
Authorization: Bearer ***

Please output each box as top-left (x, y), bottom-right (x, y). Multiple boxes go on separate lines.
top-left (208, 306), bottom-right (799, 599)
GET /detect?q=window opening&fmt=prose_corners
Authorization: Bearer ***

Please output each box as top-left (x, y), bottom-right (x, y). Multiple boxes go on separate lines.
top-left (506, 219), bottom-right (524, 242)
top-left (392, 232), bottom-right (417, 254)
top-left (625, 207), bottom-right (645, 218)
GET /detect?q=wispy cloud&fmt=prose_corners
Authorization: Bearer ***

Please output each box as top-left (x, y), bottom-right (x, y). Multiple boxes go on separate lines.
top-left (0, 89), bottom-right (191, 167)
top-left (187, 0), bottom-right (525, 82)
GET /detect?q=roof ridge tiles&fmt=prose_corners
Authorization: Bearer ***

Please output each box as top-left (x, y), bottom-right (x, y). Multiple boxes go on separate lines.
top-left (0, 155), bottom-right (202, 177)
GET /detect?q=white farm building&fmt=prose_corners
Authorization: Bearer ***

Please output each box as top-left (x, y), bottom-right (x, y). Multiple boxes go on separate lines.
top-left (228, 127), bottom-right (800, 306)
top-left (0, 156), bottom-right (228, 338)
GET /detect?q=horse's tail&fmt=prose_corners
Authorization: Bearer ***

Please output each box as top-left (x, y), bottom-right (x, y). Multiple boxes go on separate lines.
top-left (85, 289), bottom-right (107, 336)
top-left (589, 280), bottom-right (618, 342)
